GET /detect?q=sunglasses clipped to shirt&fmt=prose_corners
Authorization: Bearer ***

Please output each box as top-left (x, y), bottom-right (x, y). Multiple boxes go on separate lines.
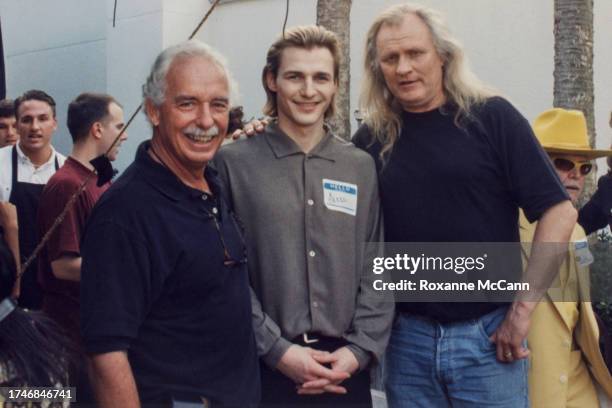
top-left (553, 157), bottom-right (593, 176)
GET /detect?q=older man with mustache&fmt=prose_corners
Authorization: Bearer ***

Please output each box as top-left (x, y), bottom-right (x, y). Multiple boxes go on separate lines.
top-left (79, 40), bottom-right (260, 408)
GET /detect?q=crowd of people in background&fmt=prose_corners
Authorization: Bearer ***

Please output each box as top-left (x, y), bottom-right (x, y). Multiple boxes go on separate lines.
top-left (1, 2), bottom-right (612, 408)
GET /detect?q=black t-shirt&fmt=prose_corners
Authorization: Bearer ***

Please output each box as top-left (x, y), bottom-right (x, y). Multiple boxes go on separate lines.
top-left (579, 173), bottom-right (612, 234)
top-left (353, 97), bottom-right (568, 322)
top-left (80, 142), bottom-right (260, 406)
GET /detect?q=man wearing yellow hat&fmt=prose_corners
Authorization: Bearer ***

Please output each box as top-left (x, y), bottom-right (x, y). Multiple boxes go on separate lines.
top-left (524, 108), bottom-right (612, 407)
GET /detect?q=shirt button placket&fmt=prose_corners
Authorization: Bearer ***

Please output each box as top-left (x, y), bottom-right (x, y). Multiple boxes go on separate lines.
top-left (304, 155), bottom-right (318, 326)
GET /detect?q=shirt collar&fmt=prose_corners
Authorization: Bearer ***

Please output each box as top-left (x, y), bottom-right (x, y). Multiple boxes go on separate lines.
top-left (16, 143), bottom-right (58, 169)
top-left (134, 140), bottom-right (222, 202)
top-left (264, 122), bottom-right (347, 162)
top-left (66, 156), bottom-right (96, 175)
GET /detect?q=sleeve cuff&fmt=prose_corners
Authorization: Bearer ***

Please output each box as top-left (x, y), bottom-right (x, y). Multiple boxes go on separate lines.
top-left (262, 336), bottom-right (292, 369)
top-left (84, 336), bottom-right (131, 355)
top-left (49, 250), bottom-right (80, 262)
top-left (344, 344), bottom-right (372, 371)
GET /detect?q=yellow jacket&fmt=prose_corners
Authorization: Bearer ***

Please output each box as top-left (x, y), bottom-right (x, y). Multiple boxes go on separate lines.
top-left (520, 212), bottom-right (612, 407)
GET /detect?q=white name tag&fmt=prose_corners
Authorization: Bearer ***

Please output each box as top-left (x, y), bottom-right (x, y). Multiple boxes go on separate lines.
top-left (574, 238), bottom-right (594, 267)
top-left (322, 178), bottom-right (357, 216)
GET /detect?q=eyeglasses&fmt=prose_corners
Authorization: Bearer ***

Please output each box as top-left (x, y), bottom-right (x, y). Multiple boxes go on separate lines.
top-left (552, 157), bottom-right (593, 176)
top-left (205, 207), bottom-right (247, 268)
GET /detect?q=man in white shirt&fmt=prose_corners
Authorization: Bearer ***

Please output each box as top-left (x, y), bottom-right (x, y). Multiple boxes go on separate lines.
top-left (0, 90), bottom-right (66, 309)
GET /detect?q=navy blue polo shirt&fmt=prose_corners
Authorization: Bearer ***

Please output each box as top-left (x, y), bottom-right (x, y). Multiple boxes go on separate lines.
top-left (80, 141), bottom-right (260, 406)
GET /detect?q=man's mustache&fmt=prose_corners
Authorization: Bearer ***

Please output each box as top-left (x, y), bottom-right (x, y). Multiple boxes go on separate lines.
top-left (183, 125), bottom-right (220, 140)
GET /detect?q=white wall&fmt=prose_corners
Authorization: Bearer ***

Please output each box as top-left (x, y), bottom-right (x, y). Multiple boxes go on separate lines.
top-left (2, 0), bottom-right (611, 174)
top-left (594, 0), bottom-right (612, 172)
top-left (162, 0), bottom-right (208, 46)
top-left (1, 0), bottom-right (107, 156)
top-left (106, 0), bottom-right (164, 172)
top-left (351, 0), bottom-right (553, 127)
top-left (200, 0), bottom-right (555, 132)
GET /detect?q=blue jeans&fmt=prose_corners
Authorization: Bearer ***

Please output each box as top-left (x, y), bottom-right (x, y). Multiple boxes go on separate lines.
top-left (385, 307), bottom-right (528, 408)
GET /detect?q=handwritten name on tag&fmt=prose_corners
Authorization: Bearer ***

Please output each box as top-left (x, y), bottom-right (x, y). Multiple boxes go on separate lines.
top-left (322, 179), bottom-right (357, 216)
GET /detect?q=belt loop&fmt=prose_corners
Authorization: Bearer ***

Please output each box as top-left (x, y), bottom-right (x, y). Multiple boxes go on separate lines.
top-left (303, 333), bottom-right (319, 344)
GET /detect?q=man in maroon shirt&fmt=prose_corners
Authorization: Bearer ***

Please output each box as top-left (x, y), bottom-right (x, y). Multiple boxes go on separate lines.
top-left (36, 93), bottom-right (126, 404)
top-left (37, 92), bottom-right (126, 341)
top-left (38, 93), bottom-right (127, 380)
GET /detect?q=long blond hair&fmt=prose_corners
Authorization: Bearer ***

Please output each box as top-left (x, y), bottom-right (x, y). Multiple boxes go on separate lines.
top-left (360, 3), bottom-right (495, 159)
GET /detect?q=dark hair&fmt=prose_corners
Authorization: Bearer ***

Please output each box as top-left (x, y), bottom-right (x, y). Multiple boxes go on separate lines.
top-left (228, 106), bottom-right (245, 135)
top-left (67, 93), bottom-right (119, 143)
top-left (0, 236), bottom-right (73, 387)
top-left (0, 99), bottom-right (15, 119)
top-left (14, 90), bottom-right (56, 119)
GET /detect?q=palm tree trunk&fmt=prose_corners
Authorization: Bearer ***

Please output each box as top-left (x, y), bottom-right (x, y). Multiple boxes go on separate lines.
top-left (316, 0), bottom-right (352, 140)
top-left (554, 0), bottom-right (595, 202)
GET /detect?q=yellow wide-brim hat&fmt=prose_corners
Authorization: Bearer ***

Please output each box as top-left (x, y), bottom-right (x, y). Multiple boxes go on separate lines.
top-left (533, 108), bottom-right (612, 159)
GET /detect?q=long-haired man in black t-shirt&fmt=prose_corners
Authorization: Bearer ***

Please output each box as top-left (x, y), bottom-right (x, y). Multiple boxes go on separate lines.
top-left (352, 3), bottom-right (577, 408)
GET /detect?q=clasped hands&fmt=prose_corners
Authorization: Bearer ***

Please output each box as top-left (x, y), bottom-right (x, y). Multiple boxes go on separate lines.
top-left (276, 345), bottom-right (359, 395)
